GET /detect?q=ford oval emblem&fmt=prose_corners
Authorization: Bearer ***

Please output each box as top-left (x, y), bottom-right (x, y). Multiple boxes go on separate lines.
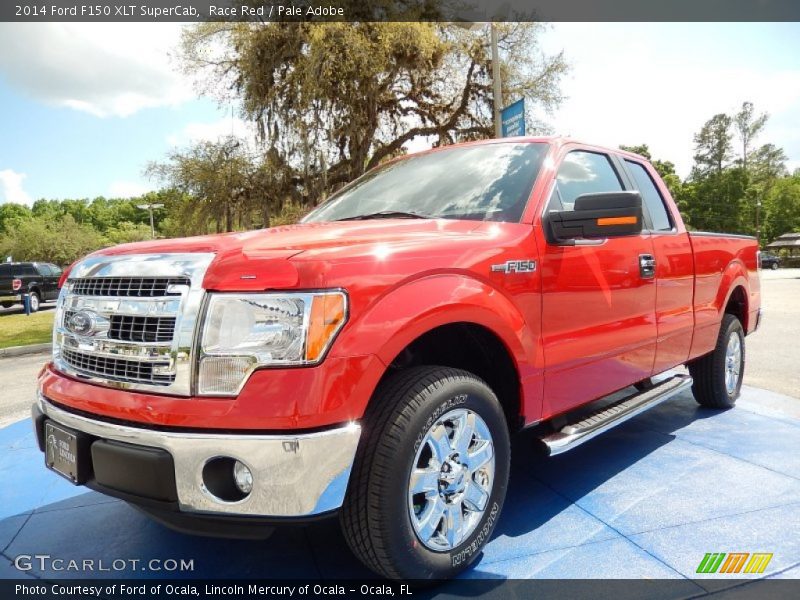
top-left (66, 310), bottom-right (95, 336)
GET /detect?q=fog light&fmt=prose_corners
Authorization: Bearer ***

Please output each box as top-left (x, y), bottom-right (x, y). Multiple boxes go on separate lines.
top-left (233, 460), bottom-right (253, 495)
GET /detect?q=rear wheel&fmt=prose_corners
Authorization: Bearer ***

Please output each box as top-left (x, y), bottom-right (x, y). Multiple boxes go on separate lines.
top-left (340, 366), bottom-right (510, 580)
top-left (688, 314), bottom-right (744, 408)
top-left (771, 262), bottom-right (779, 270)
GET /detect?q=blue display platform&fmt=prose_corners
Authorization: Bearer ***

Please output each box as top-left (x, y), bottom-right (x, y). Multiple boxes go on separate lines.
top-left (1, 386), bottom-right (798, 594)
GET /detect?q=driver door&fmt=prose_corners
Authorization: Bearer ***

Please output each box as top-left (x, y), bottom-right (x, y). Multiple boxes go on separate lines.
top-left (538, 148), bottom-right (657, 418)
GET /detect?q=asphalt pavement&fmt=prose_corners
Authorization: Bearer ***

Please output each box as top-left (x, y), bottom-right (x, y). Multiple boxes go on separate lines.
top-left (0, 301), bottom-right (56, 316)
top-left (746, 268), bottom-right (800, 398)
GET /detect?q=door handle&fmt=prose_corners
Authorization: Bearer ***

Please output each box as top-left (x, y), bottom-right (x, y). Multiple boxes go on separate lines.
top-left (639, 254), bottom-right (656, 279)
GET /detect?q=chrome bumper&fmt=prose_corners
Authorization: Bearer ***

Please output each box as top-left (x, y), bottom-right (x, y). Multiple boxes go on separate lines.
top-left (36, 395), bottom-right (361, 517)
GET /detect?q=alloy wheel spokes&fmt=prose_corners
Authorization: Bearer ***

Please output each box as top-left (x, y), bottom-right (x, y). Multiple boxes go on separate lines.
top-left (408, 407), bottom-right (495, 551)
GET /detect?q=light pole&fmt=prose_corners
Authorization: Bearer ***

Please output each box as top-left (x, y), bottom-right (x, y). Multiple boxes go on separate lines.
top-left (456, 22), bottom-right (503, 138)
top-left (490, 23), bottom-right (503, 138)
top-left (136, 202), bottom-right (164, 239)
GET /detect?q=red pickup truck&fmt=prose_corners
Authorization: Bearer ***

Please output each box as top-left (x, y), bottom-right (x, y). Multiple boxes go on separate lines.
top-left (34, 137), bottom-right (761, 580)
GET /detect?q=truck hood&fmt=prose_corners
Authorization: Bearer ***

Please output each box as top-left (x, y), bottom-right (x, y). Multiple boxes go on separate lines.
top-left (90, 219), bottom-right (488, 290)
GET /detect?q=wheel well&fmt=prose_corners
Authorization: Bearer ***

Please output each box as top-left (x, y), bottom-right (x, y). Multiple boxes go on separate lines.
top-left (29, 286), bottom-right (41, 297)
top-left (384, 323), bottom-right (522, 431)
top-left (725, 286), bottom-right (748, 331)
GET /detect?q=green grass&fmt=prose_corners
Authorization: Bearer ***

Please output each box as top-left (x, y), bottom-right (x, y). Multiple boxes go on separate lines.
top-left (0, 310), bottom-right (54, 349)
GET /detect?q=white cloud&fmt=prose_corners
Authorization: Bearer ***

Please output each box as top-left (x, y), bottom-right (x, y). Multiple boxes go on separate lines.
top-left (0, 23), bottom-right (194, 117)
top-left (167, 115), bottom-right (257, 147)
top-left (108, 180), bottom-right (152, 198)
top-left (0, 169), bottom-right (33, 205)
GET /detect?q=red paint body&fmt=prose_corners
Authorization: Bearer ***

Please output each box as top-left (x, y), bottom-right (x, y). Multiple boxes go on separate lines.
top-left (39, 138), bottom-right (761, 430)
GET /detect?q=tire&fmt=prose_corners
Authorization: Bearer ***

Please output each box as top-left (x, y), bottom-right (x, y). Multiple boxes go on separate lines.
top-left (771, 262), bottom-right (779, 270)
top-left (340, 366), bottom-right (510, 580)
top-left (688, 314), bottom-right (745, 408)
top-left (28, 291), bottom-right (40, 312)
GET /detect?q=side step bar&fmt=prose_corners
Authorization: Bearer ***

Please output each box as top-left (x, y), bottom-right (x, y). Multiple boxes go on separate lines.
top-left (539, 374), bottom-right (693, 456)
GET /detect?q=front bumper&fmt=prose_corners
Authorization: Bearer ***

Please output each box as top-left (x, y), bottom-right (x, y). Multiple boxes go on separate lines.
top-left (34, 394), bottom-right (361, 519)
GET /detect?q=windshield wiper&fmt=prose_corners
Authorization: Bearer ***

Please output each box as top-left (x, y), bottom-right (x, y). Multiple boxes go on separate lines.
top-left (334, 210), bottom-right (429, 221)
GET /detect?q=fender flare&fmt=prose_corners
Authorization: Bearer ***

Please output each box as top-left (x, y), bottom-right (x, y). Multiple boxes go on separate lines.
top-left (715, 261), bottom-right (750, 330)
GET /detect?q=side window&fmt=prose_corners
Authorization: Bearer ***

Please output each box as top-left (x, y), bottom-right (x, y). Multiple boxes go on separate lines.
top-left (20, 264), bottom-right (37, 276)
top-left (625, 160), bottom-right (673, 232)
top-left (550, 151), bottom-right (623, 211)
top-left (36, 264), bottom-right (52, 276)
top-left (49, 264), bottom-right (62, 276)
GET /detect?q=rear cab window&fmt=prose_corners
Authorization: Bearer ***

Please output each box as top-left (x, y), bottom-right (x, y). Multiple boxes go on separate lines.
top-left (624, 160), bottom-right (673, 232)
top-left (0, 263), bottom-right (35, 276)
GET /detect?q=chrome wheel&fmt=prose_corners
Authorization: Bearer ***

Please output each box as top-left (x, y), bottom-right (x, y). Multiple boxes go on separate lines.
top-left (408, 408), bottom-right (495, 551)
top-left (724, 332), bottom-right (742, 395)
top-left (29, 293), bottom-right (39, 312)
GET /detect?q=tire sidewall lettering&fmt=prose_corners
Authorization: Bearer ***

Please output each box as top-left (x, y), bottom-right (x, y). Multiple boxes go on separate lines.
top-left (412, 393), bottom-right (468, 453)
top-left (450, 500), bottom-right (500, 567)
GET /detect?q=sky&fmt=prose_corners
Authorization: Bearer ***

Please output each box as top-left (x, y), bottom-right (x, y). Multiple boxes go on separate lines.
top-left (1, 22), bottom-right (799, 205)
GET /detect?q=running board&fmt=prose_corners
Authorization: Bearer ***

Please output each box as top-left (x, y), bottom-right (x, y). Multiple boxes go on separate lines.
top-left (539, 374), bottom-right (693, 456)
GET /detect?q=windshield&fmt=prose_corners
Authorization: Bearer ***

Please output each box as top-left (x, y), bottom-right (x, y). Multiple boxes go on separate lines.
top-left (303, 142), bottom-right (548, 224)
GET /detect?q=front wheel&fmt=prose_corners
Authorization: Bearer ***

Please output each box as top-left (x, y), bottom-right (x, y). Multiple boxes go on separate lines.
top-left (340, 366), bottom-right (510, 580)
top-left (771, 262), bottom-right (779, 270)
top-left (688, 314), bottom-right (745, 408)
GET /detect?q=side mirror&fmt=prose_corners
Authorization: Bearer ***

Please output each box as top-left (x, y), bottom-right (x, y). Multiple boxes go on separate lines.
top-left (547, 191), bottom-right (643, 244)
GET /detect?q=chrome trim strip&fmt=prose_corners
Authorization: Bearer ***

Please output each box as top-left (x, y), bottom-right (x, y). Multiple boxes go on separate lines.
top-left (37, 395), bottom-right (361, 517)
top-left (53, 253), bottom-right (214, 396)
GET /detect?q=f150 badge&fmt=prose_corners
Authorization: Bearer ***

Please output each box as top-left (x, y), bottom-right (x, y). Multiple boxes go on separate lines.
top-left (491, 259), bottom-right (537, 274)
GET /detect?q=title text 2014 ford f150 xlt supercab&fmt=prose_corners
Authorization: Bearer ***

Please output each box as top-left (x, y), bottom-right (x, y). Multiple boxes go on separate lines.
top-left (33, 138), bottom-right (761, 579)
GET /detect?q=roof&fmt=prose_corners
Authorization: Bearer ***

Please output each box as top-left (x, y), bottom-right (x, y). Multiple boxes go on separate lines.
top-left (765, 232), bottom-right (800, 249)
top-left (404, 136), bottom-right (651, 164)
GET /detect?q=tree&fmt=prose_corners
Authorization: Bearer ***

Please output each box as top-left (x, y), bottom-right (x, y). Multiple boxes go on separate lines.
top-left (733, 101), bottom-right (768, 172)
top-left (691, 113), bottom-right (734, 178)
top-left (749, 143), bottom-right (788, 184)
top-left (619, 144), bottom-right (682, 199)
top-left (180, 22), bottom-right (567, 211)
top-left (0, 214), bottom-right (105, 265)
top-left (0, 202), bottom-right (32, 234)
top-left (679, 169), bottom-right (747, 233)
top-left (104, 222), bottom-right (153, 245)
top-left (146, 137), bottom-right (271, 233)
top-left (761, 174), bottom-right (800, 243)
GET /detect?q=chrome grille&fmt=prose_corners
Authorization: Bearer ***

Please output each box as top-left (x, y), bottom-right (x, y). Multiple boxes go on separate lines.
top-left (62, 348), bottom-right (174, 385)
top-left (108, 315), bottom-right (176, 343)
top-left (71, 277), bottom-right (189, 297)
top-left (53, 253), bottom-right (215, 395)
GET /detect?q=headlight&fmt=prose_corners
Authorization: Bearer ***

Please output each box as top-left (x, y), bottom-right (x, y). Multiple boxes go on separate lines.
top-left (197, 291), bottom-right (347, 396)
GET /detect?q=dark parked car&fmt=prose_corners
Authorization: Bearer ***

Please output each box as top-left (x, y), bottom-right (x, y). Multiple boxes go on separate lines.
top-left (0, 262), bottom-right (62, 311)
top-left (760, 252), bottom-right (781, 270)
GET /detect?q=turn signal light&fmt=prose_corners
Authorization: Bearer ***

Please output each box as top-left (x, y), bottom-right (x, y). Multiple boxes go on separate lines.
top-left (597, 216), bottom-right (638, 226)
top-left (306, 293), bottom-right (347, 362)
